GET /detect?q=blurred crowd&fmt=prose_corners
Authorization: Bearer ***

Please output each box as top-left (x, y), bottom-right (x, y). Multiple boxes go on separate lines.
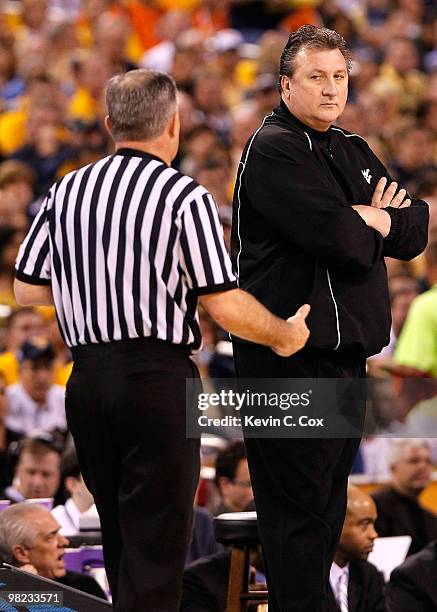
top-left (0, 0), bottom-right (436, 607)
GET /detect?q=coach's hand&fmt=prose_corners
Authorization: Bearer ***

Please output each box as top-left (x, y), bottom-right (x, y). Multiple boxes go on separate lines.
top-left (370, 177), bottom-right (411, 209)
top-left (272, 304), bottom-right (311, 357)
top-left (352, 178), bottom-right (411, 238)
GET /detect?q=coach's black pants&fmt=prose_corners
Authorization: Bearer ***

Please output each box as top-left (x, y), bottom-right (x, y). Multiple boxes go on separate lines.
top-left (67, 337), bottom-right (200, 611)
top-left (233, 344), bottom-right (365, 612)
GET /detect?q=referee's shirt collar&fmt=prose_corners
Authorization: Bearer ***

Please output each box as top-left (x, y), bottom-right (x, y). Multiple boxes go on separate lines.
top-left (113, 147), bottom-right (167, 165)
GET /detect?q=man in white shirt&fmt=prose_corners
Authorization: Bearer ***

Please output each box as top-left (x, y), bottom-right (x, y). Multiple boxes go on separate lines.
top-left (2, 434), bottom-right (62, 503)
top-left (6, 339), bottom-right (66, 435)
top-left (52, 447), bottom-right (95, 536)
top-left (329, 485), bottom-right (384, 612)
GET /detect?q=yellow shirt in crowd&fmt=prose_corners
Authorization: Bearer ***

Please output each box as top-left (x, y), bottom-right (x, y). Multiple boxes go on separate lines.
top-left (0, 352), bottom-right (72, 387)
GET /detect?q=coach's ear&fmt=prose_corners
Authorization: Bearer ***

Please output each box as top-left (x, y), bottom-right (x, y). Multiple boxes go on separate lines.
top-left (104, 115), bottom-right (112, 137)
top-left (281, 75), bottom-right (291, 98)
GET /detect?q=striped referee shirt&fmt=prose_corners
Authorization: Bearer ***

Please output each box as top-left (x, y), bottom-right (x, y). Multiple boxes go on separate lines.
top-left (15, 148), bottom-right (237, 350)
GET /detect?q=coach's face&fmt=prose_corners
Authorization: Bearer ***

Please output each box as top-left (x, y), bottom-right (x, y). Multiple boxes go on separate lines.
top-left (281, 47), bottom-right (348, 131)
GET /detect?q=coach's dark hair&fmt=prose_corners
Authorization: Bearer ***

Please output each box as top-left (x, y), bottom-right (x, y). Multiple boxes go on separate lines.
top-left (278, 25), bottom-right (352, 93)
top-left (105, 69), bottom-right (177, 142)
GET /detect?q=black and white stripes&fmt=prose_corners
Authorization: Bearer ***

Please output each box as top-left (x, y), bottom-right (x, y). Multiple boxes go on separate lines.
top-left (15, 149), bottom-right (236, 349)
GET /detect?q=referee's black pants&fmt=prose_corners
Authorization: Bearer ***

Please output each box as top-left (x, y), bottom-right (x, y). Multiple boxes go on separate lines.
top-left (66, 337), bottom-right (200, 612)
top-left (233, 343), bottom-right (365, 612)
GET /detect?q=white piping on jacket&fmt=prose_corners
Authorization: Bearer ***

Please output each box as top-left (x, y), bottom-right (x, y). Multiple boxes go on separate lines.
top-left (303, 132), bottom-right (312, 151)
top-left (235, 113), bottom-right (273, 282)
top-left (331, 127), bottom-right (367, 142)
top-left (326, 268), bottom-right (340, 350)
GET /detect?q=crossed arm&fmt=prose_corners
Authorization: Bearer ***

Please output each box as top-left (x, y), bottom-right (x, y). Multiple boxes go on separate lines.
top-left (352, 177), bottom-right (411, 237)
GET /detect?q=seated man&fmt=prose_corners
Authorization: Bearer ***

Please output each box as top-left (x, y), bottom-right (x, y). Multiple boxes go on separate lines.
top-left (6, 339), bottom-right (67, 436)
top-left (371, 439), bottom-right (437, 555)
top-left (181, 548), bottom-right (231, 612)
top-left (329, 485), bottom-right (384, 612)
top-left (52, 447), bottom-right (96, 536)
top-left (385, 539), bottom-right (437, 612)
top-left (0, 502), bottom-right (106, 599)
top-left (181, 546), bottom-right (265, 612)
top-left (0, 373), bottom-right (21, 491)
top-left (214, 440), bottom-right (254, 515)
top-left (2, 434), bottom-right (62, 502)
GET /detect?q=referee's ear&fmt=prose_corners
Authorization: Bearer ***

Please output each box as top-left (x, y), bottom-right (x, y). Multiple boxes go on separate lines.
top-left (168, 111), bottom-right (180, 160)
top-left (168, 111), bottom-right (180, 139)
top-left (104, 115), bottom-right (113, 139)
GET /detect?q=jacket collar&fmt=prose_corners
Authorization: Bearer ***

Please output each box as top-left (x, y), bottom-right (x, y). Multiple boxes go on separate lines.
top-left (274, 100), bottom-right (332, 143)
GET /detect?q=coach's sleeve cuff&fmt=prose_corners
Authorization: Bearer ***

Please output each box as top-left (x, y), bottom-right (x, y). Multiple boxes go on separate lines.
top-left (384, 207), bottom-right (400, 241)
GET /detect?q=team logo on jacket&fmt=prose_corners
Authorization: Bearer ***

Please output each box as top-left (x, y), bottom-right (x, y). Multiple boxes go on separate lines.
top-left (361, 169), bottom-right (372, 184)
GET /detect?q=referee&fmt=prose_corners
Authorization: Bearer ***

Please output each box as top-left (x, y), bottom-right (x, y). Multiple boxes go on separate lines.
top-left (14, 69), bottom-right (310, 611)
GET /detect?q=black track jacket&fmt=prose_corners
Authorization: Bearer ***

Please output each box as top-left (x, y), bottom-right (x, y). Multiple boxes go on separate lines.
top-left (231, 101), bottom-right (429, 358)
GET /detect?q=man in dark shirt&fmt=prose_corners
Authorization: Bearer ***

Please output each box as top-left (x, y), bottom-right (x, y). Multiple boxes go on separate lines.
top-left (329, 485), bottom-right (384, 612)
top-left (385, 540), bottom-right (437, 612)
top-left (214, 440), bottom-right (254, 515)
top-left (372, 439), bottom-right (437, 556)
top-left (231, 25), bottom-right (429, 611)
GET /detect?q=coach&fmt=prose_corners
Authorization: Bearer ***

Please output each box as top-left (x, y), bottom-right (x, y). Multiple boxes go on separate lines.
top-left (231, 26), bottom-right (429, 611)
top-left (13, 69), bottom-right (310, 611)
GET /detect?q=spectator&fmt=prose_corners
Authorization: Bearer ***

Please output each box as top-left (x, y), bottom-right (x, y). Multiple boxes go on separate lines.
top-left (214, 440), bottom-right (254, 514)
top-left (329, 485), bottom-right (384, 612)
top-left (69, 51), bottom-right (112, 122)
top-left (385, 539), bottom-right (437, 612)
top-left (192, 69), bottom-right (231, 141)
top-left (182, 544), bottom-right (265, 611)
top-left (0, 373), bottom-right (21, 491)
top-left (371, 439), bottom-right (437, 555)
top-left (51, 447), bottom-right (95, 536)
top-left (139, 11), bottom-right (190, 73)
top-left (389, 124), bottom-right (436, 191)
top-left (0, 502), bottom-right (106, 599)
top-left (0, 160), bottom-right (34, 228)
top-left (6, 339), bottom-right (66, 436)
top-left (193, 157), bottom-right (232, 209)
top-left (179, 124), bottom-right (220, 177)
top-left (394, 233), bottom-right (437, 377)
top-left (93, 12), bottom-right (137, 74)
top-left (369, 274), bottom-right (420, 362)
top-left (2, 433), bottom-right (62, 502)
top-left (12, 117), bottom-right (74, 198)
top-left (0, 308), bottom-right (45, 386)
top-left (181, 548), bottom-right (231, 612)
top-left (376, 37), bottom-right (427, 112)
top-left (0, 41), bottom-right (25, 112)
top-left (186, 506), bottom-right (222, 566)
top-left (0, 225), bottom-right (27, 309)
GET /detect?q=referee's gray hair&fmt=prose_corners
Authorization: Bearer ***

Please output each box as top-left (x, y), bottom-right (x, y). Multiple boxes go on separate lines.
top-left (387, 438), bottom-right (429, 468)
top-left (0, 504), bottom-right (46, 565)
top-left (279, 25), bottom-right (352, 93)
top-left (105, 69), bottom-right (178, 142)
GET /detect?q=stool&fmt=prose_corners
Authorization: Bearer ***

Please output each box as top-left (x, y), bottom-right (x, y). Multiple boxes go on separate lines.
top-left (214, 511), bottom-right (268, 612)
